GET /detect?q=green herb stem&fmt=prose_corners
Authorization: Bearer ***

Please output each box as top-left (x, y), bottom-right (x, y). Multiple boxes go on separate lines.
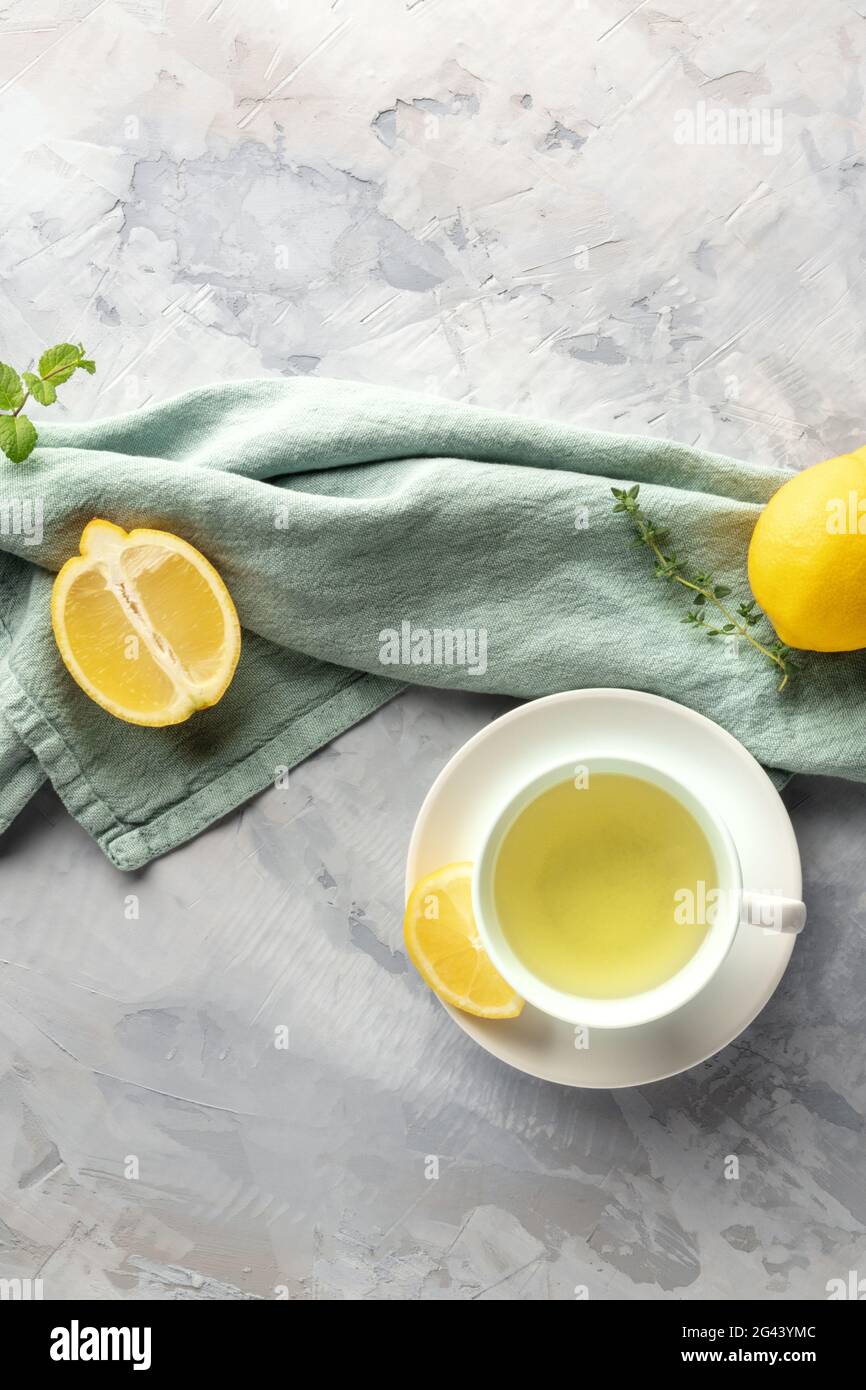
top-left (611, 485), bottom-right (799, 692)
top-left (11, 357), bottom-right (79, 419)
top-left (0, 342), bottom-right (95, 463)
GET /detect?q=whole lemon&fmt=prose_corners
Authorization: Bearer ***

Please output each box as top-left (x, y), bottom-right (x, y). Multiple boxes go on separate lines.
top-left (748, 445), bottom-right (866, 651)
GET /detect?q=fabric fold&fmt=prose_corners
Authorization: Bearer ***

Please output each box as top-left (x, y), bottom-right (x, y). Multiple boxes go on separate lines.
top-left (0, 378), bottom-right (860, 868)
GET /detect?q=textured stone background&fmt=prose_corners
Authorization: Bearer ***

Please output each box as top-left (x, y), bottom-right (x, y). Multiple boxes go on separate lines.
top-left (1, 1), bottom-right (864, 1299)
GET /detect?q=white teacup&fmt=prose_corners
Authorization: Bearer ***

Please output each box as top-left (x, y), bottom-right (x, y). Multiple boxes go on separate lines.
top-left (472, 755), bottom-right (806, 1030)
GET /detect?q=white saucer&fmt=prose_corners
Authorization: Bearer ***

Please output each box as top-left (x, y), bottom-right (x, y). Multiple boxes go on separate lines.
top-left (405, 690), bottom-right (802, 1088)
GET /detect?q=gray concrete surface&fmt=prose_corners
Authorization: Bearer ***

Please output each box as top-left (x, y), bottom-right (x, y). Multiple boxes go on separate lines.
top-left (0, 1), bottom-right (864, 1299)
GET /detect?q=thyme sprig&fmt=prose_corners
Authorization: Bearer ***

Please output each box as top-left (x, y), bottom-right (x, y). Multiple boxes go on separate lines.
top-left (611, 484), bottom-right (800, 692)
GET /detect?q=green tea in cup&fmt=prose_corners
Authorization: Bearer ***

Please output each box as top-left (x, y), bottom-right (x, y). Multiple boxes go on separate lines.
top-left (493, 772), bottom-right (717, 998)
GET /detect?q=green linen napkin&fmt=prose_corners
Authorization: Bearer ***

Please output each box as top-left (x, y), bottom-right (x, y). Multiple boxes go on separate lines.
top-left (0, 378), bottom-right (861, 870)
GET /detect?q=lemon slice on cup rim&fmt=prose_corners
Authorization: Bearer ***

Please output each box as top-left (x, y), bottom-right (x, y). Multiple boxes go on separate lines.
top-left (51, 519), bottom-right (241, 727)
top-left (404, 861), bottom-right (524, 1019)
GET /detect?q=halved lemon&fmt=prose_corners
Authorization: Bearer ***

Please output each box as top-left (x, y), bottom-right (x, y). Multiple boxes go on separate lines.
top-left (51, 519), bottom-right (241, 727)
top-left (404, 861), bottom-right (524, 1019)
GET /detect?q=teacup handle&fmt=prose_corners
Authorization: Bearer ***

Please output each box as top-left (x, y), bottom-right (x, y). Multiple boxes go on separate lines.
top-left (741, 891), bottom-right (806, 935)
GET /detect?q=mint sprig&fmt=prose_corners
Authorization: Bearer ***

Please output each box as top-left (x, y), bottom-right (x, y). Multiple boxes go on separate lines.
top-left (0, 343), bottom-right (95, 463)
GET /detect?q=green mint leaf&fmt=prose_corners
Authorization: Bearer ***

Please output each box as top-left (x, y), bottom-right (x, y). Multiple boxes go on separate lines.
top-left (38, 342), bottom-right (84, 385)
top-left (78, 359), bottom-right (96, 374)
top-left (0, 362), bottom-right (25, 411)
top-left (0, 413), bottom-right (38, 463)
top-left (22, 370), bottom-right (57, 406)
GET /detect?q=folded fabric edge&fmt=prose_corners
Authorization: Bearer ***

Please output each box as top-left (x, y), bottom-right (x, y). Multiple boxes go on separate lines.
top-left (0, 728), bottom-right (47, 833)
top-left (764, 766), bottom-right (793, 790)
top-left (0, 666), bottom-right (405, 870)
top-left (0, 623), bottom-right (48, 831)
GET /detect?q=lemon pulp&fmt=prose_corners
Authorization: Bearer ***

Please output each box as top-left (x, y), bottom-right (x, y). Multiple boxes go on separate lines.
top-left (51, 519), bottom-right (241, 726)
top-left (404, 862), bottom-right (524, 1019)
